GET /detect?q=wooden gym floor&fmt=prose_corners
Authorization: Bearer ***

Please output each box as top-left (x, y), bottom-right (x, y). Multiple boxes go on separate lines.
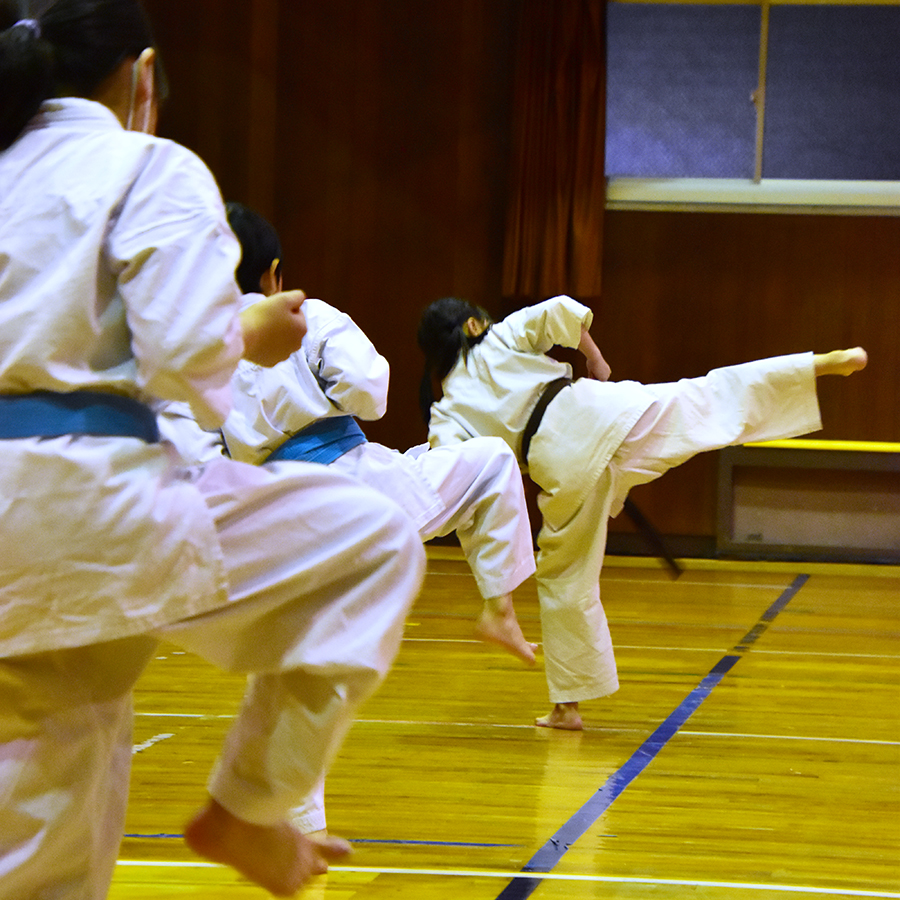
top-left (112, 548), bottom-right (899, 899)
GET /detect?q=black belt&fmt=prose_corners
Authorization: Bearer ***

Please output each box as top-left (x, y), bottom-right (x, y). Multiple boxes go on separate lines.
top-left (521, 377), bottom-right (571, 463)
top-left (0, 390), bottom-right (159, 442)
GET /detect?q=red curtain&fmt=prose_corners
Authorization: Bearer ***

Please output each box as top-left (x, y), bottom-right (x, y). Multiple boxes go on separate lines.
top-left (501, 0), bottom-right (606, 308)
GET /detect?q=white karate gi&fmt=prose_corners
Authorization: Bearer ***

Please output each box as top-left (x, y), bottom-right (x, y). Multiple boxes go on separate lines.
top-left (223, 297), bottom-right (536, 603)
top-left (157, 399), bottom-right (227, 464)
top-left (428, 295), bottom-right (822, 704)
top-left (0, 98), bottom-right (424, 899)
top-left (221, 297), bottom-right (537, 835)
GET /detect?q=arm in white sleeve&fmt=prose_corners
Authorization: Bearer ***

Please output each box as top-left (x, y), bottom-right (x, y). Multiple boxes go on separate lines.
top-left (108, 144), bottom-right (244, 429)
top-left (304, 300), bottom-right (390, 421)
top-left (500, 295), bottom-right (593, 355)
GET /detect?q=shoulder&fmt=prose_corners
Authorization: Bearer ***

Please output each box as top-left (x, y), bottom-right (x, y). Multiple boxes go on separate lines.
top-left (132, 135), bottom-right (222, 202)
top-left (304, 298), bottom-right (373, 344)
top-left (302, 297), bottom-right (342, 326)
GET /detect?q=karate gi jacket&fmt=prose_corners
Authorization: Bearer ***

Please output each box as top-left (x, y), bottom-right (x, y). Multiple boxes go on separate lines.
top-left (223, 297), bottom-right (389, 464)
top-left (0, 99), bottom-right (244, 657)
top-left (427, 296), bottom-right (655, 513)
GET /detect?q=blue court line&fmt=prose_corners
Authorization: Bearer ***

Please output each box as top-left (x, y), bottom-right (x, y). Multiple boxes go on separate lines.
top-left (350, 838), bottom-right (521, 848)
top-left (494, 574), bottom-right (810, 900)
top-left (122, 832), bottom-right (521, 849)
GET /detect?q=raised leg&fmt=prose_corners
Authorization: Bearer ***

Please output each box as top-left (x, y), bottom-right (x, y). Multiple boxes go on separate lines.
top-left (475, 593), bottom-right (538, 664)
top-left (159, 460), bottom-right (424, 891)
top-left (184, 799), bottom-right (350, 897)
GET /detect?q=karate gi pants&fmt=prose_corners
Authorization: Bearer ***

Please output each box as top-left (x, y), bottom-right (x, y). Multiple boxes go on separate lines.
top-left (291, 436), bottom-right (536, 833)
top-left (533, 353), bottom-right (821, 704)
top-left (330, 437), bottom-right (535, 600)
top-left (0, 458), bottom-right (424, 900)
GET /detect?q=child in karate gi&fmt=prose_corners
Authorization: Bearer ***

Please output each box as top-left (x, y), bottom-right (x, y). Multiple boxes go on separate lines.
top-left (184, 203), bottom-right (538, 842)
top-left (0, 3), bottom-right (424, 897)
top-left (418, 294), bottom-right (868, 730)
top-left (220, 202), bottom-right (537, 669)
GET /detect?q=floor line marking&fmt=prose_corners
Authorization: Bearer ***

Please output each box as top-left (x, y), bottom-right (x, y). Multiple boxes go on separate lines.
top-left (679, 730), bottom-right (900, 746)
top-left (122, 834), bottom-right (519, 848)
top-left (132, 714), bottom-right (893, 746)
top-left (113, 860), bottom-right (900, 897)
top-left (493, 574), bottom-right (810, 900)
top-left (132, 716), bottom-right (894, 745)
top-left (399, 638), bottom-right (899, 661)
top-left (134, 712), bottom-right (233, 719)
top-left (131, 732), bottom-right (175, 754)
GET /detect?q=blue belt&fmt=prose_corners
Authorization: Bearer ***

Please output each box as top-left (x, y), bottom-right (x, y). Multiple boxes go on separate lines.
top-left (0, 390), bottom-right (159, 443)
top-left (265, 416), bottom-right (366, 464)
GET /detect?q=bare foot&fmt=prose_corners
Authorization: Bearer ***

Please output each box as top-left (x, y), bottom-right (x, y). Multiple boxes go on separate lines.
top-left (535, 702), bottom-right (583, 731)
top-left (305, 829), bottom-right (353, 859)
top-left (814, 347), bottom-right (867, 377)
top-left (184, 799), bottom-right (345, 896)
top-left (475, 594), bottom-right (538, 665)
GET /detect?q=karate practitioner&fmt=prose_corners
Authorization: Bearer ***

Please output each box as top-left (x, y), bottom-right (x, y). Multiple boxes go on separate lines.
top-left (213, 203), bottom-right (539, 838)
top-left (220, 202), bottom-right (537, 667)
top-left (0, 3), bottom-right (424, 897)
top-left (418, 294), bottom-right (868, 730)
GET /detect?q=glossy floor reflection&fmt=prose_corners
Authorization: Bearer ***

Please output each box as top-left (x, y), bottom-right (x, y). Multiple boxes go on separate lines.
top-left (112, 550), bottom-right (900, 899)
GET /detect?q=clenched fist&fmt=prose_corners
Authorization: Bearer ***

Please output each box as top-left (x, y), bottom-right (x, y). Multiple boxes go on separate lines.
top-left (240, 290), bottom-right (307, 367)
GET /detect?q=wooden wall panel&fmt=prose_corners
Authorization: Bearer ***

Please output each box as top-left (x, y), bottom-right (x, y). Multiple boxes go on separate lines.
top-left (273, 0), bottom-right (519, 451)
top-left (602, 210), bottom-right (900, 541)
top-left (145, 0), bottom-right (258, 203)
top-left (142, 1), bottom-right (897, 545)
top-left (145, 0), bottom-right (518, 453)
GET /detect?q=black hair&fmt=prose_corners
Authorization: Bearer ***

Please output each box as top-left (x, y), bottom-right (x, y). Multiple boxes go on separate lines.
top-left (224, 201), bottom-right (283, 295)
top-left (417, 296), bottom-right (491, 422)
top-left (0, 0), bottom-right (165, 150)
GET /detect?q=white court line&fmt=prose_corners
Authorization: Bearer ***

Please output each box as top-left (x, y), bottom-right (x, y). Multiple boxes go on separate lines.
top-left (432, 576), bottom-right (843, 595)
top-left (605, 580), bottom-right (809, 590)
top-left (132, 712), bottom-right (894, 745)
top-left (134, 712), bottom-right (233, 718)
top-left (679, 730), bottom-right (900, 746)
top-left (113, 861), bottom-right (900, 897)
top-left (133, 712), bottom-right (544, 729)
top-left (400, 636), bottom-right (899, 660)
top-left (615, 644), bottom-right (899, 660)
top-left (426, 570), bottom-right (809, 592)
top-left (132, 733), bottom-right (175, 754)
top-left (751, 648), bottom-right (900, 659)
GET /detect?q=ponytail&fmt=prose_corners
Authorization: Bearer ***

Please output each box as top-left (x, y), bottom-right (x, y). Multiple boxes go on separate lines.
top-left (0, 12), bottom-right (54, 149)
top-left (0, 0), bottom-right (163, 151)
top-left (417, 296), bottom-right (491, 423)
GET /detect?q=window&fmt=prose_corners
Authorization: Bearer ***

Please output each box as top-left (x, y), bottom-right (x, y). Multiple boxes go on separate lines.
top-left (605, 1), bottom-right (900, 214)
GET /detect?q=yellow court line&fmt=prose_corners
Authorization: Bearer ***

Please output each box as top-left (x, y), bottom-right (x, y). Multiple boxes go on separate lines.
top-left (745, 438), bottom-right (900, 453)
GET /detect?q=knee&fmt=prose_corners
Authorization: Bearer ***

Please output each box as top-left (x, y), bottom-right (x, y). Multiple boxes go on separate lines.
top-left (465, 436), bottom-right (519, 479)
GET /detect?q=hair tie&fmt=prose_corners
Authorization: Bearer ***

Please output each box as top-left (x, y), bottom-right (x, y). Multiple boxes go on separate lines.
top-left (14, 18), bottom-right (41, 38)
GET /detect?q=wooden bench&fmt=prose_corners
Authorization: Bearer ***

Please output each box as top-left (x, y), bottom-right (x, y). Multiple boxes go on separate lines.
top-left (717, 439), bottom-right (900, 564)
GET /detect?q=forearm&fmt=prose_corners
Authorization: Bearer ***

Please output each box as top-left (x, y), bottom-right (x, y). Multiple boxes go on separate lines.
top-left (577, 327), bottom-right (611, 381)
